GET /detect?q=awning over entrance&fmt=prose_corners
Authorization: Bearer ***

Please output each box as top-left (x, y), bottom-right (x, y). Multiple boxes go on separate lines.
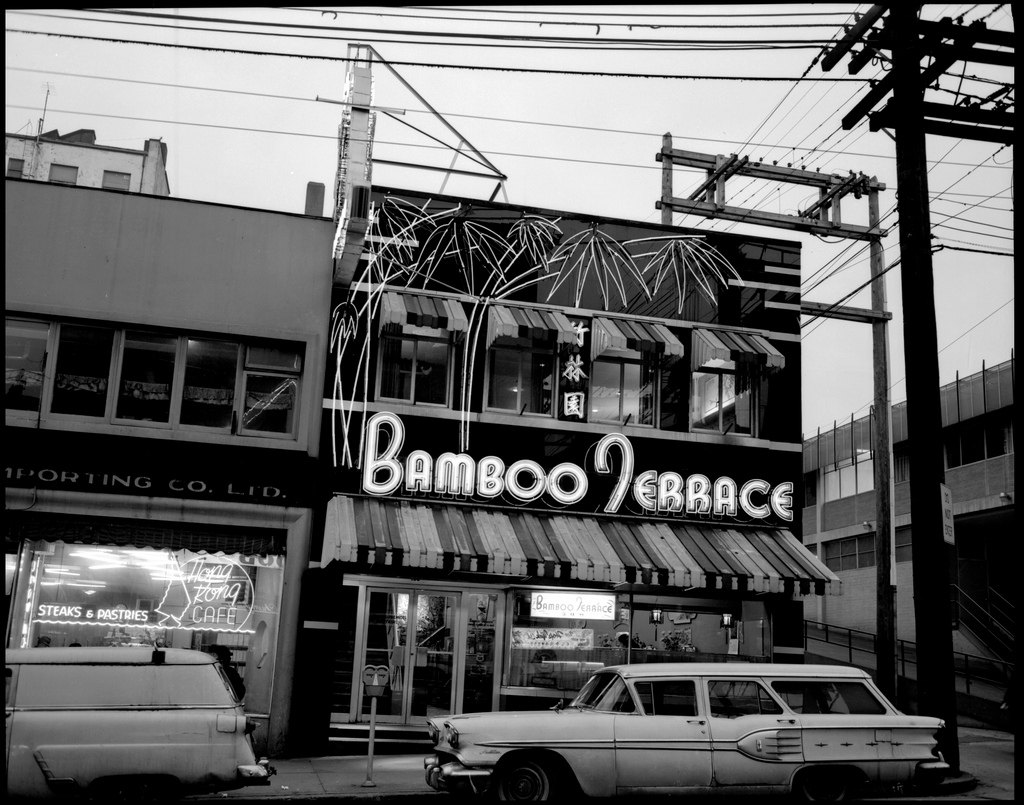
top-left (486, 304), bottom-right (577, 348)
top-left (691, 328), bottom-right (785, 370)
top-left (322, 497), bottom-right (840, 596)
top-left (592, 317), bottom-right (686, 359)
top-left (380, 291), bottom-right (469, 333)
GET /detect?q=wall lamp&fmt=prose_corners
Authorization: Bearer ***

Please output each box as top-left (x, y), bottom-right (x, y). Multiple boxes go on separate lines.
top-left (649, 608), bottom-right (663, 625)
top-left (720, 612), bottom-right (734, 629)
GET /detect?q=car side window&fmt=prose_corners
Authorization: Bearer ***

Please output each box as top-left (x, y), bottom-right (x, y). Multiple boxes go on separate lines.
top-left (707, 679), bottom-right (783, 718)
top-left (634, 680), bottom-right (698, 716)
top-left (770, 680), bottom-right (887, 715)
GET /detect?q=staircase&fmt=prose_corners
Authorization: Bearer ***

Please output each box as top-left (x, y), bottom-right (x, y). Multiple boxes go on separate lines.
top-left (950, 585), bottom-right (1014, 662)
top-left (803, 618), bottom-right (1013, 730)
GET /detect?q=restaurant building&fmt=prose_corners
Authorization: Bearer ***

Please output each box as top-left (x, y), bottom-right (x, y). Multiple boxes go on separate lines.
top-left (5, 176), bottom-right (335, 756)
top-left (292, 186), bottom-right (842, 751)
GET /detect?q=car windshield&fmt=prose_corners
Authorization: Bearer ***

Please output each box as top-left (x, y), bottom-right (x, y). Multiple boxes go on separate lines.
top-left (569, 672), bottom-right (635, 713)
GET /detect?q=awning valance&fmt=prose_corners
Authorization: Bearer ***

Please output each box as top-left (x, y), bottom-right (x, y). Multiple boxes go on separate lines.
top-left (322, 497), bottom-right (840, 596)
top-left (380, 292), bottom-right (469, 334)
top-left (486, 305), bottom-right (577, 349)
top-left (592, 317), bottom-right (686, 360)
top-left (691, 328), bottom-right (785, 371)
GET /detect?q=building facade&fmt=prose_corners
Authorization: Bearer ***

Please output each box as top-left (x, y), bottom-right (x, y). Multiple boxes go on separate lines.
top-left (801, 357), bottom-right (1014, 658)
top-left (6, 128), bottom-right (170, 196)
top-left (290, 187), bottom-right (842, 752)
top-left (4, 176), bottom-right (334, 756)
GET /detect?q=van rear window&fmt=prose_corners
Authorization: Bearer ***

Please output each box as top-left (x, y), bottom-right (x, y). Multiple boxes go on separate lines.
top-left (770, 680), bottom-right (887, 715)
top-left (14, 665), bottom-right (234, 707)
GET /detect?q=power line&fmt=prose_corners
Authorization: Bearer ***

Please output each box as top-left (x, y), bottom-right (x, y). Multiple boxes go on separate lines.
top-left (4, 28), bottom-right (874, 79)
top-left (42, 9), bottom-right (840, 48)
top-left (7, 65), bottom-right (1010, 172)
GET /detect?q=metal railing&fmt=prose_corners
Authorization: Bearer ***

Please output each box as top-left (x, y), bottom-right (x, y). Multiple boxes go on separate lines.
top-left (803, 619), bottom-right (1013, 696)
top-left (950, 584), bottom-right (1014, 660)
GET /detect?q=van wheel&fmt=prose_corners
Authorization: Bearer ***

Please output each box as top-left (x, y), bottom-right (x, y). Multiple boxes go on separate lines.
top-left (796, 769), bottom-right (852, 802)
top-left (495, 758), bottom-right (553, 802)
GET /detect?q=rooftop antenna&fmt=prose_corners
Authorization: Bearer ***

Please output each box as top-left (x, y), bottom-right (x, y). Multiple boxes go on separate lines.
top-left (29, 83), bottom-right (55, 181)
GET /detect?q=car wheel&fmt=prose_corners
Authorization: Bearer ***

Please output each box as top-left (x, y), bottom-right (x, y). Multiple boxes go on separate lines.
top-left (797, 769), bottom-right (851, 802)
top-left (496, 759), bottom-right (553, 802)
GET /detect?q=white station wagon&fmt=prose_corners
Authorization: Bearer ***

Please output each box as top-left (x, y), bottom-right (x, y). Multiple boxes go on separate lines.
top-left (424, 663), bottom-right (948, 801)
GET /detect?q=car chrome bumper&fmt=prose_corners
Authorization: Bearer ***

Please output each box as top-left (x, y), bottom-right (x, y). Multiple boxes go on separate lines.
top-left (424, 754), bottom-right (492, 794)
top-left (237, 758), bottom-right (275, 785)
top-left (914, 756), bottom-right (950, 785)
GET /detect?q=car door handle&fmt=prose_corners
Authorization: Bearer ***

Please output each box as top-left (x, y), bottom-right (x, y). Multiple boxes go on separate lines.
top-left (687, 719), bottom-right (706, 725)
top-left (777, 718), bottom-right (796, 724)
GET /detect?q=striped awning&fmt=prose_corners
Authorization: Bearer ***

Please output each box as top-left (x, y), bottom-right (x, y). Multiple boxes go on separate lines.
top-left (322, 497), bottom-right (840, 596)
top-left (691, 328), bottom-right (785, 371)
top-left (592, 317), bottom-right (686, 359)
top-left (379, 292), bottom-right (469, 333)
top-left (486, 305), bottom-right (577, 348)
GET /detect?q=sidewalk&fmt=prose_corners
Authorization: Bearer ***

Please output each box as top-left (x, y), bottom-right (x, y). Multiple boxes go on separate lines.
top-left (183, 727), bottom-right (1013, 801)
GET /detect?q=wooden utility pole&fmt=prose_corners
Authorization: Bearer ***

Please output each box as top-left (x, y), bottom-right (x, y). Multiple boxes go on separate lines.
top-left (868, 187), bottom-right (897, 704)
top-left (889, 5), bottom-right (959, 772)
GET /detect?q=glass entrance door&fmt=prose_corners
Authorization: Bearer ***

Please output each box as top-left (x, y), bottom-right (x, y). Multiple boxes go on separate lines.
top-left (362, 589), bottom-right (459, 724)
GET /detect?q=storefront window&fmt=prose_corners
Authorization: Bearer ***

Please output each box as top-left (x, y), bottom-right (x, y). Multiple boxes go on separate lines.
top-left (506, 592), bottom-right (765, 699)
top-left (10, 541), bottom-right (283, 712)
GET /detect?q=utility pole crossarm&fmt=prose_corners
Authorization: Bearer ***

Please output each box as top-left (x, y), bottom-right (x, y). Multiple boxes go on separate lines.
top-left (820, 5), bottom-right (889, 72)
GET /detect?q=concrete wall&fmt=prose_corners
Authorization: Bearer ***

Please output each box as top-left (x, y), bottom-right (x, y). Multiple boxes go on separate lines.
top-left (6, 136), bottom-right (145, 190)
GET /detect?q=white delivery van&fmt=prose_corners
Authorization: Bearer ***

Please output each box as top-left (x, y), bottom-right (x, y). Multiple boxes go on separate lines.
top-left (5, 647), bottom-right (273, 800)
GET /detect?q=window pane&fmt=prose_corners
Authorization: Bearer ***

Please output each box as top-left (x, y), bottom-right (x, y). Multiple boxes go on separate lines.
top-left (721, 372), bottom-right (752, 435)
top-left (690, 371), bottom-right (720, 431)
top-left (856, 458), bottom-right (874, 493)
top-left (857, 535), bottom-right (875, 568)
top-left (242, 374), bottom-right (296, 433)
top-left (523, 352), bottom-right (554, 415)
top-left (488, 350), bottom-right (520, 411)
top-left (247, 344), bottom-right (302, 372)
top-left (48, 164), bottom-right (78, 185)
top-left (379, 338), bottom-right (413, 401)
top-left (838, 463), bottom-right (855, 498)
top-left (116, 332), bottom-right (177, 422)
top-left (823, 468), bottom-right (840, 502)
top-left (960, 421), bottom-right (985, 465)
top-left (7, 158), bottom-right (24, 178)
top-left (181, 339), bottom-right (238, 428)
top-left (6, 319), bottom-right (48, 412)
top-left (414, 340), bottom-right (449, 405)
top-left (102, 171), bottom-right (131, 191)
top-left (590, 360), bottom-right (621, 422)
top-left (51, 324), bottom-right (114, 417)
top-left (621, 361), bottom-right (642, 424)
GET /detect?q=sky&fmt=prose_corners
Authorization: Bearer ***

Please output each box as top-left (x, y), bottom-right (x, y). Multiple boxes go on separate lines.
top-left (5, 5), bottom-right (1014, 436)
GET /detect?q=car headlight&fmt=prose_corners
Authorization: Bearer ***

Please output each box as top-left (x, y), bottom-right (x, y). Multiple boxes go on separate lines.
top-left (444, 722), bottom-right (460, 749)
top-left (427, 722), bottom-right (440, 744)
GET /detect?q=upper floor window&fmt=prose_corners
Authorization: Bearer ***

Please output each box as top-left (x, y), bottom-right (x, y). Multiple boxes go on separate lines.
top-left (486, 335), bottom-right (555, 416)
top-left (690, 368), bottom-right (757, 435)
top-left (7, 158), bottom-right (25, 179)
top-left (48, 164), bottom-right (78, 185)
top-left (5, 318), bottom-right (49, 412)
top-left (6, 317), bottom-right (303, 440)
top-left (590, 348), bottom-right (656, 426)
top-left (823, 535), bottom-right (875, 572)
top-left (102, 170), bottom-right (131, 191)
top-left (377, 324), bottom-right (455, 406)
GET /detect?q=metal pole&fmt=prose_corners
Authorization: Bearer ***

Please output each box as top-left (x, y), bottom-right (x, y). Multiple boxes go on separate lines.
top-left (363, 694), bottom-right (378, 787)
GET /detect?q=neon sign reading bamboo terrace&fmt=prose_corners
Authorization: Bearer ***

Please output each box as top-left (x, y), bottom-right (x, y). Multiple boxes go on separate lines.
top-left (362, 413), bottom-right (793, 522)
